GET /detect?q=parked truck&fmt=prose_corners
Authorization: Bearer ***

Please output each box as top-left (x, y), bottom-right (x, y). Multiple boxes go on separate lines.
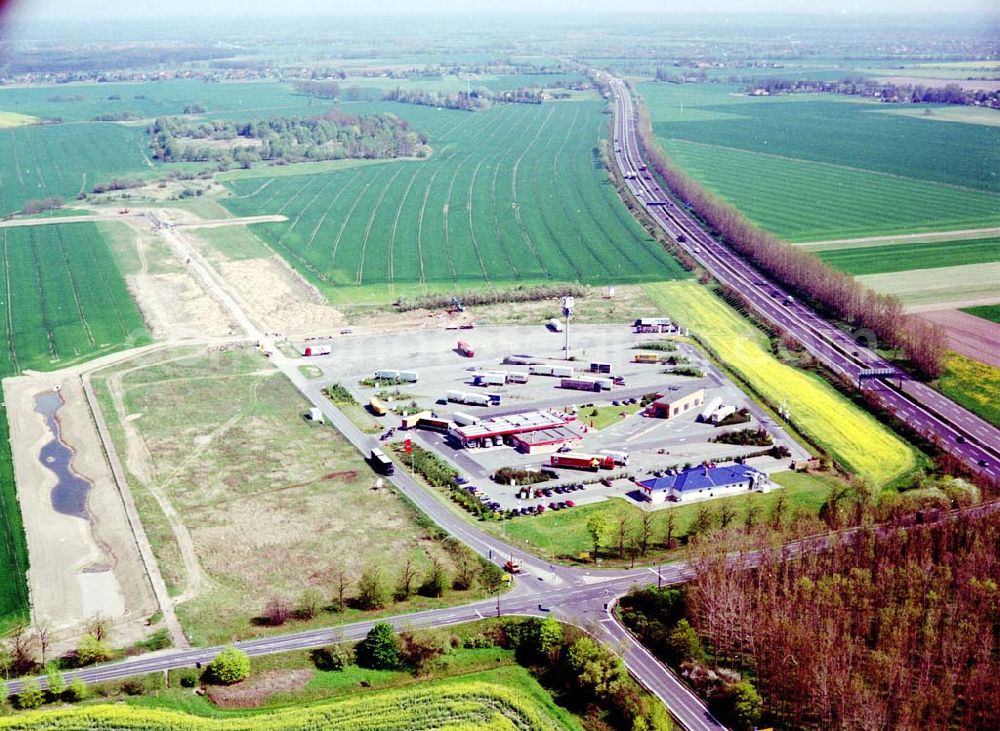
top-left (447, 390), bottom-right (491, 407)
top-left (589, 362), bottom-right (612, 374)
top-left (374, 369), bottom-right (400, 381)
top-left (547, 318), bottom-right (563, 332)
top-left (370, 448), bottom-right (395, 475)
top-left (530, 364), bottom-right (574, 377)
top-left (369, 397), bottom-right (388, 416)
top-left (472, 371), bottom-right (507, 387)
top-left (457, 340), bottom-right (475, 357)
top-left (633, 353), bottom-right (661, 364)
top-left (397, 371), bottom-right (419, 383)
top-left (507, 371), bottom-right (529, 384)
top-left (453, 411), bottom-right (479, 427)
top-left (599, 449), bottom-right (630, 466)
top-left (549, 453), bottom-right (615, 471)
top-left (561, 377), bottom-right (603, 392)
top-left (303, 344), bottom-right (331, 356)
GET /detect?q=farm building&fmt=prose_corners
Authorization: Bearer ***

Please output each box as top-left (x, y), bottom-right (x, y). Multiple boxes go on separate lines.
top-left (646, 385), bottom-right (706, 419)
top-left (449, 409), bottom-right (582, 449)
top-left (638, 465), bottom-right (772, 504)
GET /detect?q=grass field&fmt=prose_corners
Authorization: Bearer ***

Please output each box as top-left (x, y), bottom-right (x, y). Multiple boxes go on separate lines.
top-left (0, 222), bottom-right (149, 630)
top-left (856, 262), bottom-right (1000, 309)
top-left (639, 82), bottom-right (1000, 242)
top-left (0, 122), bottom-right (154, 215)
top-left (961, 303), bottom-right (1000, 324)
top-left (643, 281), bottom-right (918, 484)
top-left (818, 236), bottom-right (1000, 275)
top-left (90, 347), bottom-right (488, 645)
top-left (221, 99), bottom-right (685, 303)
top-left (937, 352), bottom-right (1000, 428)
top-left (495, 471), bottom-right (836, 564)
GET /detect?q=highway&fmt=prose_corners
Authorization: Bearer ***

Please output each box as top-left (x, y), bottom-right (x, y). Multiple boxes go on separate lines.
top-left (602, 73), bottom-right (1000, 483)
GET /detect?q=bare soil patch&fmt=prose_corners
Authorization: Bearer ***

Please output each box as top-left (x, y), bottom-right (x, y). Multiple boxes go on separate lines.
top-left (205, 669), bottom-right (313, 709)
top-left (4, 370), bottom-right (157, 649)
top-left (918, 308), bottom-right (1000, 368)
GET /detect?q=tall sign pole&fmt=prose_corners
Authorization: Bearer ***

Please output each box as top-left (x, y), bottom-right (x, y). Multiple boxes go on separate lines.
top-left (561, 295), bottom-right (574, 360)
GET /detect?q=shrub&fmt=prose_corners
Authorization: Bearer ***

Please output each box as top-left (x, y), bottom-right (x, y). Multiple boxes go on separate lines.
top-left (16, 679), bottom-right (44, 709)
top-left (207, 647), bottom-right (250, 685)
top-left (357, 566), bottom-right (389, 610)
top-left (45, 664), bottom-right (66, 698)
top-left (119, 678), bottom-right (146, 696)
top-left (310, 644), bottom-right (354, 672)
top-left (356, 624), bottom-right (400, 670)
top-left (177, 669), bottom-right (200, 688)
top-left (76, 634), bottom-right (112, 666)
top-left (263, 596), bottom-right (292, 626)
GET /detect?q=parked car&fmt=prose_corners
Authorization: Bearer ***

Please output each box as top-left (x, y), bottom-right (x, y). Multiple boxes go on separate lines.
top-left (565, 500), bottom-right (575, 508)
top-left (600, 477), bottom-right (613, 487)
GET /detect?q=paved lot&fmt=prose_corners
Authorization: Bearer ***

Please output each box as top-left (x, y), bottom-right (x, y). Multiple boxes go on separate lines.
top-left (291, 323), bottom-right (807, 513)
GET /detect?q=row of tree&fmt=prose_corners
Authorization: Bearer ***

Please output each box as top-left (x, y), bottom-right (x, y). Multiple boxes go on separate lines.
top-left (148, 109), bottom-right (429, 165)
top-left (746, 77), bottom-right (1000, 108)
top-left (258, 546), bottom-right (505, 629)
top-left (633, 93), bottom-right (949, 377)
top-left (383, 86), bottom-right (543, 112)
top-left (683, 508), bottom-right (999, 729)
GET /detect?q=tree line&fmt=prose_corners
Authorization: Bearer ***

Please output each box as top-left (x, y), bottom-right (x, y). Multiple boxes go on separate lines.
top-left (383, 86), bottom-right (544, 112)
top-left (746, 76), bottom-right (1000, 108)
top-left (633, 93), bottom-right (948, 378)
top-left (148, 109), bottom-right (429, 166)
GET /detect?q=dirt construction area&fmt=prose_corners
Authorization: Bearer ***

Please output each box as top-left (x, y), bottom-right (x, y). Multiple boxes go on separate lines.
top-left (918, 308), bottom-right (1000, 368)
top-left (88, 344), bottom-right (479, 646)
top-left (4, 368), bottom-right (157, 648)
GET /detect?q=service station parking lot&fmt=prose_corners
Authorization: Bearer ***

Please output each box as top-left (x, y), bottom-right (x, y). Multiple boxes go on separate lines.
top-left (289, 322), bottom-right (808, 515)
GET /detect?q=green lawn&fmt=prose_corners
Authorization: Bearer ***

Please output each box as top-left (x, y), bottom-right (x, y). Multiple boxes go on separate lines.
top-left (493, 471), bottom-right (838, 565)
top-left (961, 303), bottom-right (1000, 324)
top-left (818, 236), bottom-right (1000, 275)
top-left (221, 99), bottom-right (686, 304)
top-left (0, 222), bottom-right (149, 630)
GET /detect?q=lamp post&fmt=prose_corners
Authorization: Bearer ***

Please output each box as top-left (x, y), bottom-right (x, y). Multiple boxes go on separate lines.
top-left (561, 295), bottom-right (574, 360)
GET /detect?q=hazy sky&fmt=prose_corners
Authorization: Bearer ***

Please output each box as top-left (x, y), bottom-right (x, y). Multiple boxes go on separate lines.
top-left (4, 0), bottom-right (999, 23)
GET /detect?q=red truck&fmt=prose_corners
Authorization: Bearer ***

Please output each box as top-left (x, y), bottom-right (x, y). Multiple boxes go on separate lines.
top-left (457, 340), bottom-right (475, 358)
top-left (303, 344), bottom-right (331, 356)
top-left (549, 453), bottom-right (615, 471)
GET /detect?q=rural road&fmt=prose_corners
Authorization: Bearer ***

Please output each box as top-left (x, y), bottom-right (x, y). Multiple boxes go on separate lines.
top-left (604, 72), bottom-right (1000, 483)
top-left (0, 212), bottom-right (287, 229)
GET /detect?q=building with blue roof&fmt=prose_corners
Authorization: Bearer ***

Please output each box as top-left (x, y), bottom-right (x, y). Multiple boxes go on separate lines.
top-left (637, 464), bottom-right (772, 504)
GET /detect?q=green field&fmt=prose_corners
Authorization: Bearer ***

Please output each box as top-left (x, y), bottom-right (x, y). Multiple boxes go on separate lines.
top-left (221, 99), bottom-right (685, 303)
top-left (818, 236), bottom-right (1000, 275)
top-left (639, 82), bottom-right (1000, 242)
top-left (0, 222), bottom-right (149, 630)
top-left (0, 122), bottom-right (154, 215)
top-left (961, 303), bottom-right (1000, 324)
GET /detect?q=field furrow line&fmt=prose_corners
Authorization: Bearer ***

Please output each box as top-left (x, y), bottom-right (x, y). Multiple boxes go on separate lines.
top-left (279, 175), bottom-right (336, 243)
top-left (356, 166), bottom-right (405, 285)
top-left (233, 177), bottom-right (276, 200)
top-left (27, 229), bottom-right (59, 362)
top-left (23, 126), bottom-right (50, 194)
top-left (2, 230), bottom-right (19, 374)
top-left (276, 175), bottom-right (318, 215)
top-left (331, 166), bottom-right (391, 264)
top-left (415, 151), bottom-right (459, 293)
top-left (55, 227), bottom-right (95, 348)
top-left (304, 169), bottom-right (364, 252)
top-left (8, 128), bottom-right (25, 187)
top-left (441, 155), bottom-right (471, 283)
top-left (510, 105), bottom-right (557, 278)
top-left (387, 165), bottom-right (423, 295)
top-left (256, 175), bottom-right (299, 211)
top-left (464, 159), bottom-right (492, 286)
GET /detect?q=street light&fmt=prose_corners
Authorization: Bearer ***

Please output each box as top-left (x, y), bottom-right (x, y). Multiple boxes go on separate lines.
top-left (561, 295), bottom-right (574, 360)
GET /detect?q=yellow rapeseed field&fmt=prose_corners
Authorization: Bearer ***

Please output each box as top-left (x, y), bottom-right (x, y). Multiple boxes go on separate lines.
top-left (644, 281), bottom-right (917, 484)
top-left (0, 112), bottom-right (38, 128)
top-left (0, 682), bottom-right (567, 731)
top-left (938, 352), bottom-right (1000, 428)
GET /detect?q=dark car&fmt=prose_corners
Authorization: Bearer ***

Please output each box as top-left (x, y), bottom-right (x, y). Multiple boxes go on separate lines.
top-left (956, 435), bottom-right (967, 443)
top-left (978, 459), bottom-right (988, 467)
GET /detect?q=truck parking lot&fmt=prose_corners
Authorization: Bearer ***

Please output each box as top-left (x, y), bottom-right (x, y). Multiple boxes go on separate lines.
top-left (292, 322), bottom-right (808, 516)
